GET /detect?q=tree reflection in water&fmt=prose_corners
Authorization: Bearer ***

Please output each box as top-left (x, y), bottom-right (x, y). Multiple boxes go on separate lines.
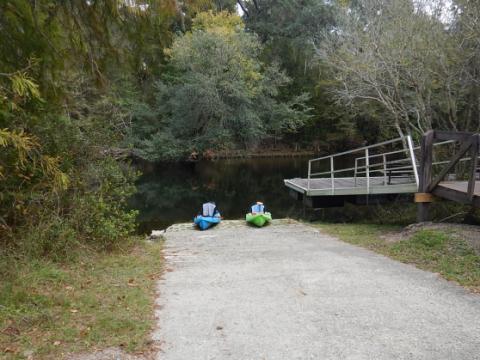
top-left (130, 157), bottom-right (309, 233)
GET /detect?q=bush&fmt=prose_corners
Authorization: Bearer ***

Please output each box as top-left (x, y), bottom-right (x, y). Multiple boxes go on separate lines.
top-left (68, 158), bottom-right (139, 250)
top-left (1, 158), bottom-right (138, 262)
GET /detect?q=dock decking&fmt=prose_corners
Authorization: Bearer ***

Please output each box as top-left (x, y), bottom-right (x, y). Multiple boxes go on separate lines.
top-left (284, 176), bottom-right (417, 197)
top-left (435, 181), bottom-right (480, 207)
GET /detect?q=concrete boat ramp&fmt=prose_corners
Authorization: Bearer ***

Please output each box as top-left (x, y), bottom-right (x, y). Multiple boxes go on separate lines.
top-left (154, 220), bottom-right (480, 360)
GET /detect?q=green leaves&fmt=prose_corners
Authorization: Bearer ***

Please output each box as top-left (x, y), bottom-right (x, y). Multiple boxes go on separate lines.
top-left (0, 1), bottom-right (165, 254)
top-left (131, 11), bottom-right (310, 161)
top-left (317, 0), bottom-right (480, 136)
top-left (10, 73), bottom-right (41, 101)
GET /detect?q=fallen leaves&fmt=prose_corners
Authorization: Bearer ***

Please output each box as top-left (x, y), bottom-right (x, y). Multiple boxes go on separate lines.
top-left (0, 241), bottom-right (163, 358)
top-left (127, 278), bottom-right (138, 287)
top-left (2, 325), bottom-right (20, 337)
top-left (79, 326), bottom-right (91, 337)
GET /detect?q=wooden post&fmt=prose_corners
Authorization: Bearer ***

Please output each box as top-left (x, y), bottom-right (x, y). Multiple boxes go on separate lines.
top-left (417, 130), bottom-right (434, 222)
top-left (467, 134), bottom-right (479, 201)
top-left (382, 154), bottom-right (387, 185)
top-left (427, 137), bottom-right (473, 192)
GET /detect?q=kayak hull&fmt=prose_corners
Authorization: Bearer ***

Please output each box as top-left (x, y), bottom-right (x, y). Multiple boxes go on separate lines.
top-left (194, 215), bottom-right (221, 230)
top-left (246, 212), bottom-right (272, 227)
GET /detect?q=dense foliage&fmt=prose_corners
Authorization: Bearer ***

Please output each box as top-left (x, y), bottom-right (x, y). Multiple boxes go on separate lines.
top-left (0, 0), bottom-right (179, 257)
top-left (241, 0), bottom-right (381, 149)
top-left (131, 11), bottom-right (310, 160)
top-left (318, 0), bottom-right (480, 138)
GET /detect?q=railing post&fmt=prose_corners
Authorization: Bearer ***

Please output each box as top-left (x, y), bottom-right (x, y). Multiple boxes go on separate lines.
top-left (307, 160), bottom-right (311, 192)
top-left (382, 154), bottom-right (387, 185)
top-left (407, 135), bottom-right (420, 188)
top-left (365, 148), bottom-right (370, 194)
top-left (417, 130), bottom-right (434, 222)
top-left (354, 158), bottom-right (358, 186)
top-left (330, 156), bottom-right (335, 195)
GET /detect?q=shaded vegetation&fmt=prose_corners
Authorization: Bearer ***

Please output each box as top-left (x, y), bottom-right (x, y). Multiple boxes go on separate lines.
top-left (131, 11), bottom-right (310, 161)
top-left (0, 0), bottom-right (173, 256)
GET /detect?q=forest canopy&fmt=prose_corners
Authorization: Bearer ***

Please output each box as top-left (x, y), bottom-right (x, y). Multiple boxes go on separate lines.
top-left (131, 11), bottom-right (311, 161)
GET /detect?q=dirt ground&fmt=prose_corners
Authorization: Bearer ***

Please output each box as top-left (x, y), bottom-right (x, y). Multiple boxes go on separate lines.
top-left (66, 347), bottom-right (147, 360)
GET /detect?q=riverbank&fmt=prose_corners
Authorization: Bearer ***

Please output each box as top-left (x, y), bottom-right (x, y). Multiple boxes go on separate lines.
top-left (0, 239), bottom-right (163, 359)
top-left (200, 149), bottom-right (315, 160)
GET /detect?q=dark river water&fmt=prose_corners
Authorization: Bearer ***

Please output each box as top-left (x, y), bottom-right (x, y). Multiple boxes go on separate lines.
top-left (130, 157), bottom-right (309, 233)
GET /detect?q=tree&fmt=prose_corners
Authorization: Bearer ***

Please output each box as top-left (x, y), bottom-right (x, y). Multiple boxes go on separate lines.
top-left (450, 0), bottom-right (480, 132)
top-left (132, 11), bottom-right (310, 161)
top-left (239, 0), bottom-right (376, 150)
top-left (0, 0), bottom-right (179, 255)
top-left (317, 0), bottom-right (479, 137)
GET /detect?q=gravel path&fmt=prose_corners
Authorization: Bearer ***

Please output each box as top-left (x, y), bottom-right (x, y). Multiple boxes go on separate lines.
top-left (154, 220), bottom-right (480, 360)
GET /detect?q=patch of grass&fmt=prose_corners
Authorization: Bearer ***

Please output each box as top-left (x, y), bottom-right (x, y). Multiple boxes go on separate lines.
top-left (390, 230), bottom-right (480, 288)
top-left (314, 223), bottom-right (480, 292)
top-left (0, 238), bottom-right (163, 359)
top-left (316, 223), bottom-right (401, 253)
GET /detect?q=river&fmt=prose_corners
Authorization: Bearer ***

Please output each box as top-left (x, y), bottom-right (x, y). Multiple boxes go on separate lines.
top-left (130, 157), bottom-right (309, 233)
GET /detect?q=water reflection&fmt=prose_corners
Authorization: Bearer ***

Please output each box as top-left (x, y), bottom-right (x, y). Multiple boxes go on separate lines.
top-left (130, 157), bottom-right (309, 233)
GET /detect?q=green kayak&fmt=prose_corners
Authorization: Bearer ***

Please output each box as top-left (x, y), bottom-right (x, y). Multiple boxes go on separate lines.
top-left (246, 212), bottom-right (272, 227)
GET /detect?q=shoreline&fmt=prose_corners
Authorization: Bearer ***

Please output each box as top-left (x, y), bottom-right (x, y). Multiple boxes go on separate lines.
top-left (131, 149), bottom-right (317, 167)
top-left (207, 150), bottom-right (315, 159)
top-left (190, 149), bottom-right (316, 161)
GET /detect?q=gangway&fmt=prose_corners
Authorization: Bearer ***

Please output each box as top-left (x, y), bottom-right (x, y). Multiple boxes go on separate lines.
top-left (284, 136), bottom-right (419, 207)
top-left (285, 131), bottom-right (480, 212)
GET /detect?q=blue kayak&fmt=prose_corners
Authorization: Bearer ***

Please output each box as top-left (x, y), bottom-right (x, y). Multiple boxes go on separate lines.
top-left (193, 215), bottom-right (221, 230)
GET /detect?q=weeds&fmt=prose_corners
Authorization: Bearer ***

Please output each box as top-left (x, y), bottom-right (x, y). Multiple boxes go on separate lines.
top-left (0, 239), bottom-right (163, 359)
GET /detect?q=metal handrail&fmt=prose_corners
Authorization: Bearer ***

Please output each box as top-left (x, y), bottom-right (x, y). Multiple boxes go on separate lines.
top-left (307, 135), bottom-right (418, 193)
top-left (305, 135), bottom-right (479, 195)
top-left (354, 140), bottom-right (454, 163)
top-left (432, 156), bottom-right (480, 167)
top-left (309, 137), bottom-right (406, 163)
top-left (312, 157), bottom-right (412, 177)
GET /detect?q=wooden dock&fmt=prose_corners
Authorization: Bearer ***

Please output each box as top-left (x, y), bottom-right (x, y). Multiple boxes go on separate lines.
top-left (434, 181), bottom-right (480, 207)
top-left (284, 136), bottom-right (419, 207)
top-left (417, 130), bottom-right (480, 221)
top-left (285, 131), bottom-right (480, 216)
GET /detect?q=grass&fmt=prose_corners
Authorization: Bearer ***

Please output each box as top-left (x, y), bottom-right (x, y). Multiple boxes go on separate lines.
top-left (0, 239), bottom-right (163, 359)
top-left (315, 223), bottom-right (480, 292)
